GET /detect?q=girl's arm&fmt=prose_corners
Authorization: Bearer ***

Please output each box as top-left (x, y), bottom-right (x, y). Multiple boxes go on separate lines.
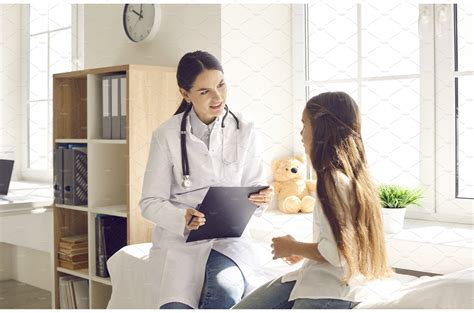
top-left (272, 235), bottom-right (326, 263)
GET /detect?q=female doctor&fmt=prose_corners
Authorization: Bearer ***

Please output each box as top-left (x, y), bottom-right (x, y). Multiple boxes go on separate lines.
top-left (140, 51), bottom-right (273, 309)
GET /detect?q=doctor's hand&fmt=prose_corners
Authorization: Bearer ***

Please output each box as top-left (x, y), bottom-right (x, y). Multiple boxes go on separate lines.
top-left (248, 185), bottom-right (274, 206)
top-left (185, 208), bottom-right (206, 231)
top-left (271, 234), bottom-right (299, 260)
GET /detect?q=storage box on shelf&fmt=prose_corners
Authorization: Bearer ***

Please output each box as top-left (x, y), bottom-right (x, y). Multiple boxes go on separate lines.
top-left (52, 64), bottom-right (180, 309)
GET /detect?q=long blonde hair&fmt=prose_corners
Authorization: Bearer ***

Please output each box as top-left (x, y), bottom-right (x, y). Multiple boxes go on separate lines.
top-left (306, 92), bottom-right (393, 282)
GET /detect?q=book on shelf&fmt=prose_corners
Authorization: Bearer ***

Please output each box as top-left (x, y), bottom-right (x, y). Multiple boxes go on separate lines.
top-left (96, 214), bottom-right (127, 277)
top-left (58, 234), bottom-right (88, 270)
top-left (59, 275), bottom-right (89, 309)
top-left (60, 234), bottom-right (88, 243)
top-left (59, 241), bottom-right (88, 250)
top-left (58, 246), bottom-right (88, 256)
top-left (58, 252), bottom-right (88, 262)
top-left (59, 259), bottom-right (88, 270)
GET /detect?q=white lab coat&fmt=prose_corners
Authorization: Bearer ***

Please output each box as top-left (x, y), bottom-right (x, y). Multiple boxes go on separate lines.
top-left (140, 108), bottom-right (267, 308)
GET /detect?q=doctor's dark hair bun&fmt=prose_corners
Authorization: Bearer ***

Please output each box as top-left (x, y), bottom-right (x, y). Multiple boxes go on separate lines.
top-left (174, 51), bottom-right (224, 115)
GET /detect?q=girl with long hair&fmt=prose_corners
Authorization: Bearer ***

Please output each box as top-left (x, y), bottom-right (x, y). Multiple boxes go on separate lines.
top-left (234, 91), bottom-right (393, 309)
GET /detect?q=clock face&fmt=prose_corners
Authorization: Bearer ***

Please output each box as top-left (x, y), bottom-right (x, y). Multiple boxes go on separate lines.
top-left (123, 4), bottom-right (160, 43)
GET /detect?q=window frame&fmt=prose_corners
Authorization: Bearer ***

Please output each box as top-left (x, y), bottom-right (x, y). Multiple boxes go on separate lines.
top-left (292, 3), bottom-right (473, 224)
top-left (20, 4), bottom-right (83, 182)
top-left (433, 4), bottom-right (474, 219)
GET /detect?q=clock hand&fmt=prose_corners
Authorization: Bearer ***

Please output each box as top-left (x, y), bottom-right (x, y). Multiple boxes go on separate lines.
top-left (133, 18), bottom-right (140, 31)
top-left (132, 9), bottom-right (143, 19)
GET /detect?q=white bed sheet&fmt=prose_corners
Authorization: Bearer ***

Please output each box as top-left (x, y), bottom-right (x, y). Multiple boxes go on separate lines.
top-left (106, 243), bottom-right (473, 309)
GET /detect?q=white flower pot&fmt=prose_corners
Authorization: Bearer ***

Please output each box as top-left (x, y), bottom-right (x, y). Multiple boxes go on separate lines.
top-left (381, 207), bottom-right (406, 234)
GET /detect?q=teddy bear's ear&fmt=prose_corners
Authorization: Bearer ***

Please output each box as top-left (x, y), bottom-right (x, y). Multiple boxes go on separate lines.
top-left (272, 160), bottom-right (280, 172)
top-left (295, 155), bottom-right (306, 164)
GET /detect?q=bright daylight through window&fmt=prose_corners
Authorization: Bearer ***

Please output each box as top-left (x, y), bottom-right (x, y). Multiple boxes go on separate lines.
top-left (28, 3), bottom-right (72, 172)
top-left (304, 3), bottom-right (473, 217)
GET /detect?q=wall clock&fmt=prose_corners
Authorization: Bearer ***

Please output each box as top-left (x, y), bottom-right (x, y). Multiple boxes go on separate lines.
top-left (123, 4), bottom-right (161, 43)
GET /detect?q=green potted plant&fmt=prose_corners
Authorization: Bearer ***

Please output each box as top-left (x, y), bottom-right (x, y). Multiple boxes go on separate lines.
top-left (378, 184), bottom-right (423, 233)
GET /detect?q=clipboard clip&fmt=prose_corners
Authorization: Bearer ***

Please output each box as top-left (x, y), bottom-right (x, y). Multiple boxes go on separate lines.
top-left (247, 185), bottom-right (270, 198)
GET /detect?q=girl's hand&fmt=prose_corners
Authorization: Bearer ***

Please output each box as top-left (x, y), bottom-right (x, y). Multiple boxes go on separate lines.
top-left (249, 185), bottom-right (274, 206)
top-left (185, 208), bottom-right (205, 231)
top-left (271, 234), bottom-right (298, 259)
top-left (282, 255), bottom-right (304, 265)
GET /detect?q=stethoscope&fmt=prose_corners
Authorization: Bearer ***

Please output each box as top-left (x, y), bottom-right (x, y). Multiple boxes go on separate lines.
top-left (181, 103), bottom-right (240, 188)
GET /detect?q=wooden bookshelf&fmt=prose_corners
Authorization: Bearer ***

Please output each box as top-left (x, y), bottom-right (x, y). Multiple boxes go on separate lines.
top-left (52, 64), bottom-right (180, 309)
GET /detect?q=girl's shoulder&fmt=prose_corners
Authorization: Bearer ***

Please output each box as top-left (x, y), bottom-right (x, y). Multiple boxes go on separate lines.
top-left (335, 171), bottom-right (351, 190)
top-left (334, 171), bottom-right (354, 204)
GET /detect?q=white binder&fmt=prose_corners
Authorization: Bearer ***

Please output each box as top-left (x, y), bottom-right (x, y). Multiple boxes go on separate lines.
top-left (119, 75), bottom-right (127, 139)
top-left (111, 77), bottom-right (120, 139)
top-left (102, 77), bottom-right (112, 139)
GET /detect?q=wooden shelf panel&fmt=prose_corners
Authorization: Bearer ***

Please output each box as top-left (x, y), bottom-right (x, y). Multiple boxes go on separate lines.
top-left (88, 144), bottom-right (127, 208)
top-left (89, 139), bottom-right (127, 144)
top-left (52, 64), bottom-right (180, 309)
top-left (91, 275), bottom-right (112, 286)
top-left (90, 204), bottom-right (128, 218)
top-left (55, 204), bottom-right (89, 213)
top-left (53, 76), bottom-right (87, 139)
top-left (55, 139), bottom-right (88, 143)
top-left (57, 267), bottom-right (89, 280)
top-left (90, 281), bottom-right (112, 309)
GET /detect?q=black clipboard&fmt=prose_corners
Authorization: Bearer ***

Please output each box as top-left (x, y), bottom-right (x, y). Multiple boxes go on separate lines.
top-left (186, 186), bottom-right (268, 243)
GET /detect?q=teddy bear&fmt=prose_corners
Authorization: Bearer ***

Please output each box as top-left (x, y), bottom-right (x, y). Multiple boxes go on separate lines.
top-left (272, 156), bottom-right (316, 214)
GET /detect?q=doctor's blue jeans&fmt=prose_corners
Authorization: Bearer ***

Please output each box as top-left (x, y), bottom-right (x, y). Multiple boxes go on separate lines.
top-left (232, 277), bottom-right (359, 309)
top-left (160, 249), bottom-right (246, 309)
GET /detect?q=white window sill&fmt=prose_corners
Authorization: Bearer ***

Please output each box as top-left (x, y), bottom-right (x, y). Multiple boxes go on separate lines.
top-left (386, 219), bottom-right (473, 275)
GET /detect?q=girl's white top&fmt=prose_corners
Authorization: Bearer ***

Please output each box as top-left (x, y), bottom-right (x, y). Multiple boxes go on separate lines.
top-left (282, 173), bottom-right (394, 303)
top-left (139, 107), bottom-right (268, 308)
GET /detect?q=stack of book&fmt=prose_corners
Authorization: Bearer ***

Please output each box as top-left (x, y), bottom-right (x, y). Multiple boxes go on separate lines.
top-left (59, 275), bottom-right (89, 309)
top-left (58, 234), bottom-right (88, 270)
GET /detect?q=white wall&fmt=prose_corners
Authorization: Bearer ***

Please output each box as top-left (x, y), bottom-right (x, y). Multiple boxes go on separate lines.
top-left (221, 4), bottom-right (295, 185)
top-left (83, 4), bottom-right (296, 209)
top-left (0, 4), bottom-right (23, 180)
top-left (84, 4), bottom-right (221, 69)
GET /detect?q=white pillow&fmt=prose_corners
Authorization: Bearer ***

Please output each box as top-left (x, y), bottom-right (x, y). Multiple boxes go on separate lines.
top-left (356, 268), bottom-right (474, 309)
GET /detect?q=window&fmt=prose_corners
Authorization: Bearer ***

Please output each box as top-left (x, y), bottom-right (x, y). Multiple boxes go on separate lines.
top-left (454, 4), bottom-right (474, 199)
top-left (23, 3), bottom-right (82, 180)
top-left (434, 4), bottom-right (473, 216)
top-left (296, 3), bottom-right (474, 221)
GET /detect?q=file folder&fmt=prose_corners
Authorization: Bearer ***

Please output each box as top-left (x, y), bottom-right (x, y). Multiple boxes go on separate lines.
top-left (186, 186), bottom-right (268, 242)
top-left (63, 146), bottom-right (88, 206)
top-left (53, 147), bottom-right (65, 204)
top-left (119, 75), bottom-right (127, 139)
top-left (111, 77), bottom-right (121, 139)
top-left (102, 77), bottom-right (112, 139)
